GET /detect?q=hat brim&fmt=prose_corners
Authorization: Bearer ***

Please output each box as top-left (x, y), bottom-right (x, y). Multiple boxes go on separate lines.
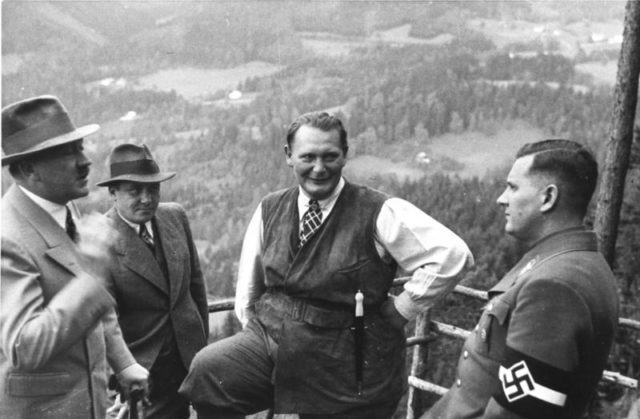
top-left (96, 172), bottom-right (176, 187)
top-left (2, 123), bottom-right (100, 166)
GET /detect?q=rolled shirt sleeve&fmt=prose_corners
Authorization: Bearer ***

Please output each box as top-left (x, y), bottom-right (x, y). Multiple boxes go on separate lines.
top-left (235, 196), bottom-right (474, 326)
top-left (235, 204), bottom-right (266, 326)
top-left (375, 197), bottom-right (474, 321)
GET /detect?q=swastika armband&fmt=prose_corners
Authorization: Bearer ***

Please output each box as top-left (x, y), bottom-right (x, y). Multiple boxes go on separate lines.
top-left (499, 361), bottom-right (567, 406)
top-left (494, 347), bottom-right (574, 418)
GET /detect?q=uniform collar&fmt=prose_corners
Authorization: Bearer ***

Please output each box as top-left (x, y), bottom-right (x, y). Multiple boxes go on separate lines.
top-left (489, 227), bottom-right (597, 297)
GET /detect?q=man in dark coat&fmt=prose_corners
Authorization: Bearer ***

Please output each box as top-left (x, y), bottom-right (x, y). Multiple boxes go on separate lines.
top-left (422, 139), bottom-right (619, 419)
top-left (97, 143), bottom-right (209, 419)
top-left (180, 111), bottom-right (474, 419)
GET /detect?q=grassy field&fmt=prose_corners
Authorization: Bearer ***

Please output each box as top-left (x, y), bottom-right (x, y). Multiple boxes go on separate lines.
top-left (575, 61), bottom-right (618, 86)
top-left (346, 120), bottom-right (544, 183)
top-left (134, 61), bottom-right (284, 100)
top-left (425, 121), bottom-right (546, 178)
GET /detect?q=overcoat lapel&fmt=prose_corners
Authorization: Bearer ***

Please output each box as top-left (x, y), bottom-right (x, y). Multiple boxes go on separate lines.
top-left (108, 208), bottom-right (169, 295)
top-left (8, 186), bottom-right (82, 277)
top-left (154, 210), bottom-right (184, 306)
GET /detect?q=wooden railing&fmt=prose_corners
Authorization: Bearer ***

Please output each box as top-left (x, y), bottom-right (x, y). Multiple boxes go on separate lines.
top-left (401, 281), bottom-right (639, 419)
top-left (207, 280), bottom-right (639, 419)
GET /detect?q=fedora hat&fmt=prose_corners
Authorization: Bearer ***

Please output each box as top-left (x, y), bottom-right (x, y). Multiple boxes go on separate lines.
top-left (2, 95), bottom-right (99, 166)
top-left (96, 143), bottom-right (175, 186)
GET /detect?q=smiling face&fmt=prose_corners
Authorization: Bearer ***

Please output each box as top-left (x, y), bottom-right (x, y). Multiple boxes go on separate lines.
top-left (29, 140), bottom-right (92, 204)
top-left (285, 124), bottom-right (347, 201)
top-left (110, 181), bottom-right (160, 224)
top-left (496, 154), bottom-right (548, 245)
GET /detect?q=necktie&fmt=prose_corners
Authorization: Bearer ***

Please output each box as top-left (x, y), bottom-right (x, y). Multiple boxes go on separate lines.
top-left (65, 206), bottom-right (79, 243)
top-left (139, 223), bottom-right (155, 253)
top-left (299, 199), bottom-right (322, 248)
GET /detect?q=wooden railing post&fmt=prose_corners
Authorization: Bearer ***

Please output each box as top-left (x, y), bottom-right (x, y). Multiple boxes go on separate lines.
top-left (406, 309), bottom-right (431, 419)
top-left (594, 0), bottom-right (640, 264)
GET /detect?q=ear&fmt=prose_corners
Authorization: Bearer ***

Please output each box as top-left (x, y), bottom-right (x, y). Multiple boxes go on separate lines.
top-left (19, 160), bottom-right (39, 181)
top-left (540, 184), bottom-right (558, 213)
top-left (284, 145), bottom-right (293, 167)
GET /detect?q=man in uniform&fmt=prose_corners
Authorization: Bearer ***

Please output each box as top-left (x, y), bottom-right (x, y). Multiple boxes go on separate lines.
top-left (97, 143), bottom-right (209, 419)
top-left (1, 95), bottom-right (148, 419)
top-left (422, 139), bottom-right (619, 419)
top-left (180, 111), bottom-right (474, 419)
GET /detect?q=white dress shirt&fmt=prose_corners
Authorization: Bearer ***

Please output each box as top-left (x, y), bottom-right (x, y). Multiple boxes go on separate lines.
top-left (19, 186), bottom-right (78, 229)
top-left (235, 178), bottom-right (474, 326)
top-left (116, 211), bottom-right (154, 240)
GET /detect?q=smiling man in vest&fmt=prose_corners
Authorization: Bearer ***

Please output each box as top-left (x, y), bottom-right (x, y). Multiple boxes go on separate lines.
top-left (180, 111), bottom-right (474, 419)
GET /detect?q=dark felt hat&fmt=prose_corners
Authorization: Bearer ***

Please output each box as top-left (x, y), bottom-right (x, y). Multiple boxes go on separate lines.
top-left (96, 143), bottom-right (175, 186)
top-left (2, 95), bottom-right (99, 166)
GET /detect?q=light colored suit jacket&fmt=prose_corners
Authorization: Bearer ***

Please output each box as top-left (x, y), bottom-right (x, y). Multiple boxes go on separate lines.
top-left (105, 203), bottom-right (209, 371)
top-left (0, 185), bottom-right (135, 419)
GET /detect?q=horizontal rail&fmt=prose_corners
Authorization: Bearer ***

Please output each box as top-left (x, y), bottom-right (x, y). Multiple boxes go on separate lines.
top-left (408, 376), bottom-right (448, 396)
top-left (208, 298), bottom-right (234, 313)
top-left (602, 371), bottom-right (638, 389)
top-left (393, 279), bottom-right (640, 331)
top-left (206, 284), bottom-right (639, 390)
top-left (207, 292), bottom-right (640, 331)
top-left (430, 320), bottom-right (472, 340)
top-left (619, 317), bottom-right (640, 331)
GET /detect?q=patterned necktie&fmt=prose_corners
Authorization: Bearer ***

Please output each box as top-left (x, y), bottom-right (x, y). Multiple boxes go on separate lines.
top-left (299, 199), bottom-right (322, 248)
top-left (65, 206), bottom-right (79, 243)
top-left (139, 223), bottom-right (155, 252)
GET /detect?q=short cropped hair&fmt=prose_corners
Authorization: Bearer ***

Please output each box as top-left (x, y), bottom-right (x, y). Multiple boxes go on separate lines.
top-left (516, 139), bottom-right (598, 217)
top-left (286, 112), bottom-right (348, 152)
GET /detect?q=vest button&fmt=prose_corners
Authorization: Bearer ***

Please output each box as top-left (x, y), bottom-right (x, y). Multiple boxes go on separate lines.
top-left (463, 350), bottom-right (469, 359)
top-left (456, 378), bottom-right (462, 387)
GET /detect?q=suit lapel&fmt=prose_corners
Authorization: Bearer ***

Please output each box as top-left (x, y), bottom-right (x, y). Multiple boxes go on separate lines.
top-left (107, 208), bottom-right (169, 295)
top-left (8, 186), bottom-right (83, 277)
top-left (154, 209), bottom-right (184, 306)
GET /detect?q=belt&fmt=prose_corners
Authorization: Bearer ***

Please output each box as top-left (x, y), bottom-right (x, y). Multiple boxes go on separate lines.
top-left (256, 291), bottom-right (377, 328)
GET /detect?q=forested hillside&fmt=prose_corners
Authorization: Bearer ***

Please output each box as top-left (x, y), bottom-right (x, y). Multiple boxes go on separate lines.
top-left (2, 1), bottom-right (637, 417)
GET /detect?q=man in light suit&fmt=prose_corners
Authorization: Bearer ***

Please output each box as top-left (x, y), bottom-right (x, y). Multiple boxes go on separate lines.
top-left (1, 95), bottom-right (149, 419)
top-left (96, 143), bottom-right (209, 419)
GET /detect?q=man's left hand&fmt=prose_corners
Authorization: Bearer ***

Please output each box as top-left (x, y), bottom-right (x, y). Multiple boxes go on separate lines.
top-left (116, 362), bottom-right (150, 401)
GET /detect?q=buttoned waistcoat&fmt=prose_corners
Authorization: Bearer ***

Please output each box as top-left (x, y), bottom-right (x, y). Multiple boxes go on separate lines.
top-left (257, 182), bottom-right (404, 414)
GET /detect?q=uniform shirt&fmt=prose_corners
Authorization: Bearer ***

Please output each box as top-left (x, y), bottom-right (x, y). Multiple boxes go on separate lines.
top-left (235, 177), bottom-right (474, 325)
top-left (423, 228), bottom-right (619, 419)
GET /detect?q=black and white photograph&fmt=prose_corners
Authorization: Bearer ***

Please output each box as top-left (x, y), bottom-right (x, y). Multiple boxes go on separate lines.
top-left (1, 1), bottom-right (639, 418)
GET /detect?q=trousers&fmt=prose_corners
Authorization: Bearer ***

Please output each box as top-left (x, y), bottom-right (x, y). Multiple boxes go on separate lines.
top-left (179, 319), bottom-right (399, 419)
